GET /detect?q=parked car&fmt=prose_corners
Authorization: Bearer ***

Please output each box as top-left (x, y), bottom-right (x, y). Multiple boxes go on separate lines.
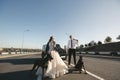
top-left (42, 44), bottom-right (67, 60)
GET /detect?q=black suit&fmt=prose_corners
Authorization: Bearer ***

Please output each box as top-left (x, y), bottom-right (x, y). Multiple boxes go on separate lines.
top-left (68, 48), bottom-right (76, 65)
top-left (68, 39), bottom-right (77, 65)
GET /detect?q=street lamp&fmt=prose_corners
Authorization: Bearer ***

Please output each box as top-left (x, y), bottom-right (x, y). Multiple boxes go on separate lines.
top-left (21, 29), bottom-right (30, 53)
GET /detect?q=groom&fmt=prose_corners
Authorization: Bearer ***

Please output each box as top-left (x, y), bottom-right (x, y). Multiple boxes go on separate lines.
top-left (67, 35), bottom-right (78, 67)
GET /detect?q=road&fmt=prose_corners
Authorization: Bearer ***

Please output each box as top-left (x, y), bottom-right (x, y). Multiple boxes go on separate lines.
top-left (0, 53), bottom-right (120, 80)
top-left (83, 55), bottom-right (120, 80)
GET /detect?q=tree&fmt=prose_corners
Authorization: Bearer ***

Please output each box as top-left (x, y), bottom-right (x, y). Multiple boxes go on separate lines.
top-left (98, 41), bottom-right (102, 45)
top-left (85, 44), bottom-right (88, 48)
top-left (94, 43), bottom-right (97, 46)
top-left (104, 36), bottom-right (112, 43)
top-left (88, 43), bottom-right (92, 47)
top-left (89, 40), bottom-right (96, 46)
top-left (80, 44), bottom-right (84, 48)
top-left (116, 35), bottom-right (120, 40)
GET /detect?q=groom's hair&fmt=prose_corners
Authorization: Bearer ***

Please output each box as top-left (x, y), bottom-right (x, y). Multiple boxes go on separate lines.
top-left (69, 35), bottom-right (72, 39)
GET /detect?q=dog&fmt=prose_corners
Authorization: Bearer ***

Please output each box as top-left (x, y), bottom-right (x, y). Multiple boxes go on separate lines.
top-left (69, 56), bottom-right (87, 74)
top-left (31, 53), bottom-right (53, 71)
top-left (31, 53), bottom-right (53, 80)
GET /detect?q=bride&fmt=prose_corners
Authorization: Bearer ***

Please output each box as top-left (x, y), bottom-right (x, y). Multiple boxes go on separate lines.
top-left (44, 36), bottom-right (68, 79)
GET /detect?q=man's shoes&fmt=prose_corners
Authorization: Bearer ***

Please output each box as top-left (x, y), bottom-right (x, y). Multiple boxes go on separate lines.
top-left (68, 65), bottom-right (71, 68)
top-left (68, 65), bottom-right (73, 68)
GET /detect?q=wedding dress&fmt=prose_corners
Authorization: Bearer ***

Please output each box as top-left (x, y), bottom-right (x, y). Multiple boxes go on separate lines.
top-left (45, 50), bottom-right (68, 78)
top-left (36, 41), bottom-right (68, 79)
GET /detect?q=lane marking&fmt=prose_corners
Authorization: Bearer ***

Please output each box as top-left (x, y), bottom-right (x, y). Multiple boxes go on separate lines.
top-left (65, 61), bottom-right (105, 80)
top-left (85, 70), bottom-right (105, 80)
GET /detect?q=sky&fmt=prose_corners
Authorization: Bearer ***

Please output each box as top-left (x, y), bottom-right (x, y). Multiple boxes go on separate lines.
top-left (0, 0), bottom-right (120, 49)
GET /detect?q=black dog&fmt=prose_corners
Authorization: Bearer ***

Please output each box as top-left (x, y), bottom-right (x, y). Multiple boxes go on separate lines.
top-left (31, 53), bottom-right (53, 72)
top-left (69, 56), bottom-right (87, 74)
top-left (31, 54), bottom-right (53, 80)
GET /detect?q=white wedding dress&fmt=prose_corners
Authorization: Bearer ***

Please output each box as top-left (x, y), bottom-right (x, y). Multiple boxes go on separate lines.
top-left (45, 50), bottom-right (68, 78)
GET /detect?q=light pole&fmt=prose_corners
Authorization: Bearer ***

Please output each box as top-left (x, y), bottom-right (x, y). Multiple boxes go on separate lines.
top-left (21, 29), bottom-right (29, 53)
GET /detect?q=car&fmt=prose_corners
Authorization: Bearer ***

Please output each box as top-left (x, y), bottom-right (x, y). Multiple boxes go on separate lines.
top-left (42, 44), bottom-right (67, 60)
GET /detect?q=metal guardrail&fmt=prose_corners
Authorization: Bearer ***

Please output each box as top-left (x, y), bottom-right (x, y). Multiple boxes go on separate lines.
top-left (0, 51), bottom-right (41, 55)
top-left (78, 51), bottom-right (120, 56)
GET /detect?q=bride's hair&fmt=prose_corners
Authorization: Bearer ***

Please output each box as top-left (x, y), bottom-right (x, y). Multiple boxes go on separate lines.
top-left (48, 36), bottom-right (53, 43)
top-left (46, 36), bottom-right (54, 53)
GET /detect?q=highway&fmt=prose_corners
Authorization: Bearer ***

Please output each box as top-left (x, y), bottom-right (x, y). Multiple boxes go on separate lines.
top-left (0, 53), bottom-right (120, 80)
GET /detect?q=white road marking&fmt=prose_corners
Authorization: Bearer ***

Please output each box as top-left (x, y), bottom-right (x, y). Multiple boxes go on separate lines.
top-left (83, 70), bottom-right (105, 80)
top-left (65, 61), bottom-right (105, 80)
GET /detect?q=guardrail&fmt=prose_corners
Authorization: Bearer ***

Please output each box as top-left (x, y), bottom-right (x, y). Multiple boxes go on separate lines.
top-left (0, 51), bottom-right (41, 55)
top-left (77, 51), bottom-right (120, 56)
top-left (0, 52), bottom-right (41, 59)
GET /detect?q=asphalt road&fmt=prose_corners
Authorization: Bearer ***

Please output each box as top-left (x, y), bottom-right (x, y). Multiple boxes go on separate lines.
top-left (0, 54), bottom-right (41, 80)
top-left (83, 55), bottom-right (120, 80)
top-left (0, 53), bottom-right (120, 80)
